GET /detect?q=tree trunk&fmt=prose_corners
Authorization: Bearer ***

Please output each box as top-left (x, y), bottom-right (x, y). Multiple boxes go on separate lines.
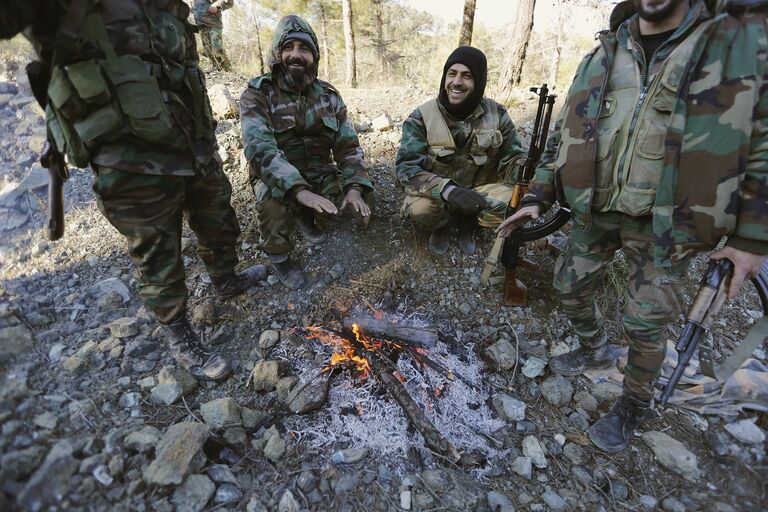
top-left (341, 0), bottom-right (357, 88)
top-left (548, 0), bottom-right (564, 87)
top-left (373, 0), bottom-right (386, 77)
top-left (318, 1), bottom-right (331, 81)
top-left (458, 0), bottom-right (477, 47)
top-left (498, 0), bottom-right (537, 102)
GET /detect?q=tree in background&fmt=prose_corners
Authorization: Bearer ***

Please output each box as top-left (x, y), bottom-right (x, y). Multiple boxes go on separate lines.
top-left (342, 0), bottom-right (358, 87)
top-left (458, 0), bottom-right (476, 46)
top-left (497, 0), bottom-right (536, 101)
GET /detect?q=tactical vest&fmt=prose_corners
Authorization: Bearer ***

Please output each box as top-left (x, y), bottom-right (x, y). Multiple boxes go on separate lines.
top-left (46, 0), bottom-right (214, 168)
top-left (418, 98), bottom-right (503, 188)
top-left (592, 21), bottom-right (710, 215)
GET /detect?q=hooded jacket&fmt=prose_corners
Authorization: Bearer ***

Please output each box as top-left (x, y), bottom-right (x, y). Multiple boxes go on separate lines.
top-left (239, 15), bottom-right (372, 199)
top-left (523, 0), bottom-right (768, 265)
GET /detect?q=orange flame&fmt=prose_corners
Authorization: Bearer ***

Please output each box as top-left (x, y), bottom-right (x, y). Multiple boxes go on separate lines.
top-left (305, 325), bottom-right (372, 376)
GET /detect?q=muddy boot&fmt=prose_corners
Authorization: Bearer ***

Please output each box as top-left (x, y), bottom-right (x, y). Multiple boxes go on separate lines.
top-left (427, 225), bottom-right (451, 256)
top-left (267, 253), bottom-right (307, 290)
top-left (549, 344), bottom-right (616, 376)
top-left (297, 211), bottom-right (327, 244)
top-left (588, 395), bottom-right (650, 453)
top-left (211, 265), bottom-right (269, 300)
top-left (457, 216), bottom-right (477, 255)
top-left (162, 317), bottom-right (230, 381)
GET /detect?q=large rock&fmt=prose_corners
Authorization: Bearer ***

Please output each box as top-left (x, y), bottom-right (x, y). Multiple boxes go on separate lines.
top-left (540, 375), bottom-right (574, 405)
top-left (17, 439), bottom-right (79, 510)
top-left (108, 317), bottom-right (139, 339)
top-left (88, 278), bottom-right (130, 304)
top-left (158, 365), bottom-right (198, 395)
top-left (172, 474), bottom-right (215, 512)
top-left (0, 306), bottom-right (35, 362)
top-left (0, 445), bottom-right (47, 481)
top-left (200, 397), bottom-right (241, 428)
top-left (285, 372), bottom-right (329, 414)
top-left (371, 113), bottom-right (393, 131)
top-left (208, 84), bottom-right (239, 119)
top-left (521, 356), bottom-right (547, 378)
top-left (151, 383), bottom-right (182, 406)
top-left (124, 426), bottom-right (162, 453)
top-left (522, 436), bottom-right (547, 468)
top-left (592, 381), bottom-right (623, 402)
top-left (491, 393), bottom-right (527, 421)
top-left (724, 419), bottom-right (766, 445)
top-left (249, 360), bottom-right (282, 391)
top-left (483, 339), bottom-right (517, 371)
top-left (641, 431), bottom-right (701, 480)
top-left (259, 330), bottom-right (280, 351)
top-left (143, 422), bottom-right (209, 486)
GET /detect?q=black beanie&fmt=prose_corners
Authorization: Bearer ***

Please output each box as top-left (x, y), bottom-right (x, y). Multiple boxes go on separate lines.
top-left (438, 46), bottom-right (488, 120)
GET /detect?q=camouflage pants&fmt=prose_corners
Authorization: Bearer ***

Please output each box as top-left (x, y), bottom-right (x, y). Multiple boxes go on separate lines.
top-left (553, 212), bottom-right (691, 402)
top-left (400, 182), bottom-right (512, 230)
top-left (200, 26), bottom-right (232, 71)
top-left (93, 163), bottom-right (241, 324)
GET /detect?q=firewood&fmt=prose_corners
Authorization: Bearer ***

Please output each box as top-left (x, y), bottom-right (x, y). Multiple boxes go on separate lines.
top-left (342, 316), bottom-right (437, 348)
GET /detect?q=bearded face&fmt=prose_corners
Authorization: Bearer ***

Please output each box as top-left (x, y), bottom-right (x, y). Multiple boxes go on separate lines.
top-left (632, 0), bottom-right (687, 22)
top-left (279, 39), bottom-right (317, 90)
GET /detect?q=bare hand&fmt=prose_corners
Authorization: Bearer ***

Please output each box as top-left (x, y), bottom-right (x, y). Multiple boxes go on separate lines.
top-left (710, 246), bottom-right (767, 299)
top-left (340, 188), bottom-right (370, 217)
top-left (295, 189), bottom-right (338, 215)
top-left (495, 205), bottom-right (541, 238)
top-left (208, 5), bottom-right (219, 14)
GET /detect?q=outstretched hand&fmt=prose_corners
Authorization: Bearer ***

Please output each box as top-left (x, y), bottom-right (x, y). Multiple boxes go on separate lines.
top-left (710, 246), bottom-right (767, 299)
top-left (341, 188), bottom-right (371, 218)
top-left (295, 189), bottom-right (338, 215)
top-left (495, 204), bottom-right (541, 238)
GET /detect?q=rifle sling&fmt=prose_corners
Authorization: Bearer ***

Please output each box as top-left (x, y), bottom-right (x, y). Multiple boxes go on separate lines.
top-left (699, 316), bottom-right (768, 380)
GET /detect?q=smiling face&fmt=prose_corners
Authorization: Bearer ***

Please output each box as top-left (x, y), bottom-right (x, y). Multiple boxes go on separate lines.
top-left (280, 39), bottom-right (315, 82)
top-left (633, 0), bottom-right (686, 22)
top-left (444, 63), bottom-right (475, 107)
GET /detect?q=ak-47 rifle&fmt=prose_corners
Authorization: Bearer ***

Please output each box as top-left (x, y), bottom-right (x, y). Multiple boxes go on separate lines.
top-left (26, 60), bottom-right (68, 241)
top-left (658, 258), bottom-right (768, 406)
top-left (481, 84), bottom-right (557, 305)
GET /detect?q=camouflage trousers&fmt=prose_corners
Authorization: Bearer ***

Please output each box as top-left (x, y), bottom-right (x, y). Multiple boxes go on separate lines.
top-left (93, 163), bottom-right (241, 324)
top-left (400, 182), bottom-right (512, 230)
top-left (200, 26), bottom-right (232, 71)
top-left (553, 212), bottom-right (691, 402)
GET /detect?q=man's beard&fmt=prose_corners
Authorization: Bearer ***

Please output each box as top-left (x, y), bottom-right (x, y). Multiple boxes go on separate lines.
top-left (633, 0), bottom-right (685, 22)
top-left (280, 59), bottom-right (317, 91)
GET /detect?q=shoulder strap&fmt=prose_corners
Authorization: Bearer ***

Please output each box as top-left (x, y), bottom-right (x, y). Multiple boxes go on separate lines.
top-left (418, 99), bottom-right (456, 156)
top-left (53, 0), bottom-right (94, 65)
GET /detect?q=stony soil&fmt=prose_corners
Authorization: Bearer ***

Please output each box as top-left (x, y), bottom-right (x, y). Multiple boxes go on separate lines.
top-left (0, 62), bottom-right (766, 512)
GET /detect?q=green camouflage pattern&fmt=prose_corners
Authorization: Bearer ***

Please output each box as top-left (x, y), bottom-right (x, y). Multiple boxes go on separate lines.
top-left (193, 0), bottom-right (233, 29)
top-left (93, 164), bottom-right (240, 324)
top-left (523, 0), bottom-right (768, 265)
top-left (554, 212), bottom-right (691, 402)
top-left (395, 99), bottom-right (525, 228)
top-left (199, 25), bottom-right (232, 71)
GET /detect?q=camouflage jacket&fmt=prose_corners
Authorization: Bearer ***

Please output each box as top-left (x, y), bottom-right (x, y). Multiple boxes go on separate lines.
top-left (193, 0), bottom-right (233, 28)
top-left (395, 99), bottom-right (525, 200)
top-left (0, 0), bottom-right (218, 176)
top-left (523, 0), bottom-right (768, 264)
top-left (240, 15), bottom-right (371, 200)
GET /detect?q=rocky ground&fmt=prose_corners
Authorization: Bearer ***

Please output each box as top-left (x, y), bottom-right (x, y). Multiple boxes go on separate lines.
top-left (0, 60), bottom-right (766, 512)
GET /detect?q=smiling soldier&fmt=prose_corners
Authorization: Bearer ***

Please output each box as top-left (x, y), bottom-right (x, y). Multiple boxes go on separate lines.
top-left (240, 15), bottom-right (373, 289)
top-left (395, 46), bottom-right (526, 256)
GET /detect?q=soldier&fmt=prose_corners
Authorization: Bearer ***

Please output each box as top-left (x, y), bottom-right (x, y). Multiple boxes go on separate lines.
top-left (395, 46), bottom-right (526, 256)
top-left (240, 15), bottom-right (373, 290)
top-left (193, 0), bottom-right (233, 72)
top-left (497, 0), bottom-right (768, 452)
top-left (1, 0), bottom-right (268, 381)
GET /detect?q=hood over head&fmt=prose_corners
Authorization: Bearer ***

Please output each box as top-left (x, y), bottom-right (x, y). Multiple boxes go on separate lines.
top-left (438, 46), bottom-right (488, 120)
top-left (269, 15), bottom-right (320, 89)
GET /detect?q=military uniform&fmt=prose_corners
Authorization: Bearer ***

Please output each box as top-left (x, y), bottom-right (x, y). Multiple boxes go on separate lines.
top-left (240, 15), bottom-right (372, 258)
top-left (396, 98), bottom-right (525, 230)
top-left (524, 0), bottom-right (768, 403)
top-left (192, 0), bottom-right (233, 71)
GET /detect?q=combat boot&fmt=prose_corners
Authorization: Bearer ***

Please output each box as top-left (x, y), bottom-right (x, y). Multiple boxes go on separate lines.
top-left (267, 253), bottom-right (307, 290)
top-left (211, 265), bottom-right (269, 300)
top-left (428, 225), bottom-right (451, 256)
top-left (457, 216), bottom-right (477, 255)
top-left (297, 212), bottom-right (327, 244)
top-left (162, 317), bottom-right (230, 381)
top-left (549, 344), bottom-right (616, 376)
top-left (588, 395), bottom-right (651, 452)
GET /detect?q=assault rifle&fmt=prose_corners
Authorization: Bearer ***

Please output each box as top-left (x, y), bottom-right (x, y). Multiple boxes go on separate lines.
top-left (658, 258), bottom-right (768, 405)
top-left (481, 84), bottom-right (569, 305)
top-left (27, 60), bottom-right (68, 241)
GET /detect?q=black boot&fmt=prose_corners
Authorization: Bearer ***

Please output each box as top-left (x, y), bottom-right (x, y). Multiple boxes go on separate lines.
top-left (427, 225), bottom-right (451, 256)
top-left (267, 253), bottom-right (307, 290)
top-left (457, 216), bottom-right (477, 255)
top-left (549, 344), bottom-right (616, 376)
top-left (297, 211), bottom-right (327, 244)
top-left (162, 317), bottom-right (230, 381)
top-left (211, 265), bottom-right (269, 300)
top-left (588, 395), bottom-right (651, 453)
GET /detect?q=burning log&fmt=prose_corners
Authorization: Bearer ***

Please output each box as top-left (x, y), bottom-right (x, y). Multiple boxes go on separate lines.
top-left (342, 317), bottom-right (437, 348)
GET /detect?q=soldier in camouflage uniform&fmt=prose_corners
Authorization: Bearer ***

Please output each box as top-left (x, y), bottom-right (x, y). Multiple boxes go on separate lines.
top-left (498, 0), bottom-right (768, 452)
top-left (1, 0), bottom-right (268, 381)
top-left (193, 0), bottom-right (233, 72)
top-left (396, 46), bottom-right (526, 256)
top-left (240, 15), bottom-right (373, 289)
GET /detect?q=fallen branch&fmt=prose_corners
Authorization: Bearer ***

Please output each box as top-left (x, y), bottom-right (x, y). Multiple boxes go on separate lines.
top-left (342, 316), bottom-right (437, 348)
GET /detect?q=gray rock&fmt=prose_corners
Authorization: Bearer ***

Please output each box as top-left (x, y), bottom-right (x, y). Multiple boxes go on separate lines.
top-left (491, 393), bottom-right (527, 421)
top-left (215, 483), bottom-right (243, 505)
top-left (191, 301), bottom-right (216, 325)
top-left (286, 372), bottom-right (330, 414)
top-left (249, 360), bottom-right (282, 391)
top-left (483, 339), bottom-right (517, 371)
top-left (278, 489), bottom-right (300, 512)
top-left (592, 381), bottom-right (623, 402)
top-left (563, 443), bottom-right (585, 465)
top-left (124, 426), bottom-right (162, 453)
top-left (522, 436), bottom-right (547, 468)
top-left (574, 391), bottom-right (598, 412)
top-left (328, 263), bottom-right (345, 280)
top-left (143, 422), bottom-right (209, 486)
top-left (0, 445), bottom-right (47, 480)
top-left (639, 495), bottom-right (658, 510)
top-left (207, 464), bottom-right (238, 484)
top-left (521, 357), bottom-right (547, 378)
top-left (0, 309), bottom-right (35, 362)
top-left (151, 383), bottom-right (182, 406)
top-left (568, 410), bottom-right (591, 431)
top-left (276, 376), bottom-right (299, 401)
top-left (240, 407), bottom-right (264, 429)
top-left (511, 456), bottom-right (532, 479)
top-left (33, 412), bottom-right (58, 430)
top-left (258, 330), bottom-right (280, 351)
top-left (157, 365), bottom-right (198, 395)
top-left (63, 355), bottom-right (88, 374)
top-left (263, 431), bottom-right (286, 462)
top-left (223, 427), bottom-right (247, 445)
top-left (487, 490), bottom-right (515, 511)
top-left (540, 375), bottom-right (574, 406)
top-left (298, 470), bottom-right (319, 492)
top-left (171, 474), bottom-right (215, 512)
top-left (109, 317), bottom-right (139, 339)
top-left (17, 439), bottom-right (79, 510)
top-left (138, 376), bottom-right (158, 391)
top-left (642, 431), bottom-right (701, 480)
top-left (124, 337), bottom-right (156, 358)
top-left (724, 419), bottom-right (765, 444)
top-left (542, 490), bottom-right (566, 511)
top-left (333, 473), bottom-right (358, 494)
top-left (208, 84), bottom-right (239, 119)
top-left (608, 480), bottom-right (628, 501)
top-left (200, 397), bottom-right (241, 428)
top-left (662, 496), bottom-right (687, 512)
top-left (89, 278), bottom-right (130, 303)
top-left (209, 325), bottom-right (233, 346)
top-left (372, 113), bottom-right (393, 131)
top-left (119, 392), bottom-right (142, 409)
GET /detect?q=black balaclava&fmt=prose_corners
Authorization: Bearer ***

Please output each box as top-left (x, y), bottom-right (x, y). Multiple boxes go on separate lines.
top-left (438, 46), bottom-right (488, 120)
